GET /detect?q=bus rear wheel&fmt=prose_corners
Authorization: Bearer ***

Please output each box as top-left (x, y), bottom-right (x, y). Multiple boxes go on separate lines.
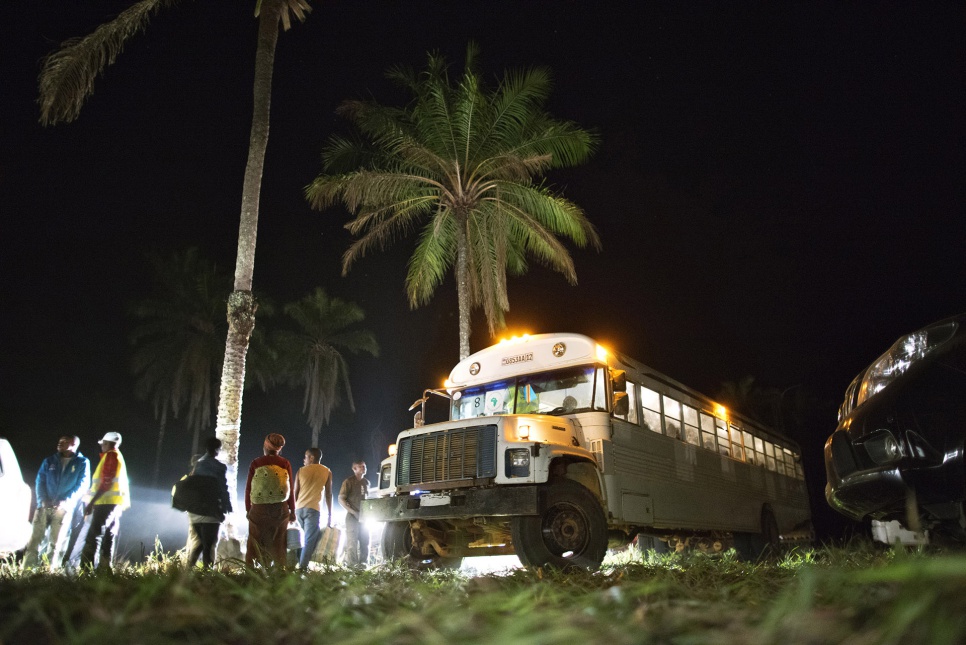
top-left (382, 521), bottom-right (463, 570)
top-left (511, 479), bottom-right (608, 570)
top-left (734, 507), bottom-right (780, 561)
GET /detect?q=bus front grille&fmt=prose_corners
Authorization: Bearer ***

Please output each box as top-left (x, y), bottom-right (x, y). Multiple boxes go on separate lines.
top-left (396, 425), bottom-right (497, 487)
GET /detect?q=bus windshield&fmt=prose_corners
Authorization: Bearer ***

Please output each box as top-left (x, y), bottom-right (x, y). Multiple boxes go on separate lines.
top-left (451, 365), bottom-right (607, 420)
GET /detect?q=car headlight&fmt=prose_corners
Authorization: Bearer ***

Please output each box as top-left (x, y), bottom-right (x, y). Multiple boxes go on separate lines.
top-left (857, 320), bottom-right (958, 407)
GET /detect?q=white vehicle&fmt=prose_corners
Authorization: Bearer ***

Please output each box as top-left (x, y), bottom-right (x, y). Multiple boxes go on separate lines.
top-left (363, 333), bottom-right (812, 569)
top-left (0, 438), bottom-right (33, 555)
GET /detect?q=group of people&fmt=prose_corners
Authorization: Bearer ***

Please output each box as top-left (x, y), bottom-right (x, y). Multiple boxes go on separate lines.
top-left (22, 430), bottom-right (369, 571)
top-left (22, 432), bottom-right (131, 572)
top-left (244, 432), bottom-right (370, 569)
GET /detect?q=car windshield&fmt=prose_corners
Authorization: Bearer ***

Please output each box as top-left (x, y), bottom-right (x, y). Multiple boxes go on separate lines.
top-left (451, 365), bottom-right (605, 419)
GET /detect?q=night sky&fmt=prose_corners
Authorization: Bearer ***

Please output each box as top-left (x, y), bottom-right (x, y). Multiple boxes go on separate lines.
top-left (2, 1), bottom-right (964, 543)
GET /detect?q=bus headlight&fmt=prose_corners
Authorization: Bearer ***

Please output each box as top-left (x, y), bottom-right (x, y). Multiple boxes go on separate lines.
top-left (505, 448), bottom-right (531, 478)
top-left (379, 464), bottom-right (392, 489)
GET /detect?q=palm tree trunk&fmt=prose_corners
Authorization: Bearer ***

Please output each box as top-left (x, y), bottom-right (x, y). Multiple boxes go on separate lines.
top-left (456, 224), bottom-right (472, 360)
top-left (215, 0), bottom-right (281, 507)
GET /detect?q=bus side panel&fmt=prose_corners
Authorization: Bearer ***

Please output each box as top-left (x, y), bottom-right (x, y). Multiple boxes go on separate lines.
top-left (610, 420), bottom-right (764, 534)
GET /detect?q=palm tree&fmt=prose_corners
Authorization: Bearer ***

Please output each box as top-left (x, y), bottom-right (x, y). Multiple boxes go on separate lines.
top-left (273, 288), bottom-right (379, 447)
top-left (38, 0), bottom-right (313, 494)
top-left (306, 45), bottom-right (600, 359)
top-left (129, 249), bottom-right (229, 484)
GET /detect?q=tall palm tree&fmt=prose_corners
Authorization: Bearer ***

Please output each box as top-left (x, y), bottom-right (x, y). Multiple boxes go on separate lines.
top-left (38, 0), bottom-right (313, 495)
top-left (273, 288), bottom-right (379, 447)
top-left (129, 248), bottom-right (229, 484)
top-left (306, 45), bottom-right (600, 359)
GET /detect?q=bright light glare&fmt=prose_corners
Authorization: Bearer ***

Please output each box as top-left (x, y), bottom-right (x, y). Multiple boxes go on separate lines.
top-left (459, 555), bottom-right (522, 576)
top-left (595, 344), bottom-right (609, 361)
top-left (388, 443), bottom-right (397, 457)
top-left (713, 403), bottom-right (728, 419)
top-left (365, 519), bottom-right (385, 537)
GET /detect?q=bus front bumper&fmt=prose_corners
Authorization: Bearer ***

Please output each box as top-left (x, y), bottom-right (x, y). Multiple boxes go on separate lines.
top-left (362, 485), bottom-right (540, 522)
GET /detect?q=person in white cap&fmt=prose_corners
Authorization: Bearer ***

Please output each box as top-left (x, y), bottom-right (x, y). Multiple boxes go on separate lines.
top-left (80, 431), bottom-right (130, 571)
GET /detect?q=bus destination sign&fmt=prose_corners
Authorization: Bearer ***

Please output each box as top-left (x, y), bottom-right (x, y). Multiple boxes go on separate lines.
top-left (501, 352), bottom-right (534, 366)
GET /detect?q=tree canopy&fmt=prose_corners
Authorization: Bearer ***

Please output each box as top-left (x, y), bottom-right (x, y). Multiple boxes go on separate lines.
top-left (307, 44), bottom-right (600, 358)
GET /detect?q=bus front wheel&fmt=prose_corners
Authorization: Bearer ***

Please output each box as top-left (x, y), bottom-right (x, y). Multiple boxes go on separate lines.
top-left (511, 479), bottom-right (608, 570)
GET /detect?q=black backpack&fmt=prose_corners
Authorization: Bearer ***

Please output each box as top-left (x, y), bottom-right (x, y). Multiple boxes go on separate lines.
top-left (171, 475), bottom-right (224, 517)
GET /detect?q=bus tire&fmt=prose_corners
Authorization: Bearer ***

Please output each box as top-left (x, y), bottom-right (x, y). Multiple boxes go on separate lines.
top-left (511, 479), bottom-right (608, 570)
top-left (635, 533), bottom-right (670, 555)
top-left (761, 507), bottom-right (780, 556)
top-left (382, 521), bottom-right (463, 570)
top-left (734, 507), bottom-right (780, 561)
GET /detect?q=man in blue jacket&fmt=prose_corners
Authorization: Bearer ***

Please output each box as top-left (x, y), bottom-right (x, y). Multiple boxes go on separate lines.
top-left (23, 435), bottom-right (90, 571)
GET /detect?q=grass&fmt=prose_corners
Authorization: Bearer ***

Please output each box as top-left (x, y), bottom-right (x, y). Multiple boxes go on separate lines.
top-left (2, 543), bottom-right (965, 644)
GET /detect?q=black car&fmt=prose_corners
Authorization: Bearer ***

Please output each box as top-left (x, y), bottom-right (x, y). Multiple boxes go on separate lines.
top-left (825, 314), bottom-right (966, 541)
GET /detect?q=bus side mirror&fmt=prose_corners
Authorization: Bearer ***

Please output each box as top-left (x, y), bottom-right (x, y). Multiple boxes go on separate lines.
top-left (612, 391), bottom-right (629, 416)
top-left (611, 369), bottom-right (626, 392)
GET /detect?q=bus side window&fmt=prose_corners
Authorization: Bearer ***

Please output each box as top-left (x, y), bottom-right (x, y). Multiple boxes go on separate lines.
top-left (754, 436), bottom-right (766, 467)
top-left (700, 412), bottom-right (717, 451)
top-left (729, 424), bottom-right (744, 461)
top-left (743, 431), bottom-right (758, 466)
top-left (663, 396), bottom-right (682, 440)
top-left (783, 448), bottom-right (795, 477)
top-left (614, 382), bottom-right (638, 423)
top-left (715, 418), bottom-right (730, 457)
top-left (683, 404), bottom-right (700, 446)
top-left (624, 383), bottom-right (639, 425)
top-left (641, 386), bottom-right (662, 434)
top-left (765, 442), bottom-right (776, 472)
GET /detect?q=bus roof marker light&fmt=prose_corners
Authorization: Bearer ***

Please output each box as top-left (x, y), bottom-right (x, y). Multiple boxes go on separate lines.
top-left (596, 344), bottom-right (609, 362)
top-left (552, 342), bottom-right (566, 357)
top-left (469, 362), bottom-right (480, 375)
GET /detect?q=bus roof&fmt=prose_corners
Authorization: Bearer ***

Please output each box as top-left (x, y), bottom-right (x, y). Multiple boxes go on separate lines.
top-left (448, 333), bottom-right (602, 388)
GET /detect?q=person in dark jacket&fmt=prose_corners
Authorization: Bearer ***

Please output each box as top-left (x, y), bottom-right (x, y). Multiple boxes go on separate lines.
top-left (22, 435), bottom-right (90, 571)
top-left (186, 437), bottom-right (232, 569)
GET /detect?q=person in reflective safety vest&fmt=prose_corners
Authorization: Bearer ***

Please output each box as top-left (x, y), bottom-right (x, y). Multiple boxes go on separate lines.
top-left (80, 431), bottom-right (130, 570)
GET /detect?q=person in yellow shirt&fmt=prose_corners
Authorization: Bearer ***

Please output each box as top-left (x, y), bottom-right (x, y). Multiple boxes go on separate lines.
top-left (293, 447), bottom-right (333, 569)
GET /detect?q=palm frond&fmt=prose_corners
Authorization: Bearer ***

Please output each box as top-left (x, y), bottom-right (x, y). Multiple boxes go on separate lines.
top-left (38, 0), bottom-right (179, 126)
top-left (308, 47), bottom-right (599, 343)
top-left (406, 213), bottom-right (457, 307)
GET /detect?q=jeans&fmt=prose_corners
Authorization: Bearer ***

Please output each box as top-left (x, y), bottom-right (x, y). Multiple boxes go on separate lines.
top-left (344, 513), bottom-right (369, 566)
top-left (23, 505), bottom-right (70, 570)
top-left (80, 504), bottom-right (122, 570)
top-left (296, 507), bottom-right (321, 569)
